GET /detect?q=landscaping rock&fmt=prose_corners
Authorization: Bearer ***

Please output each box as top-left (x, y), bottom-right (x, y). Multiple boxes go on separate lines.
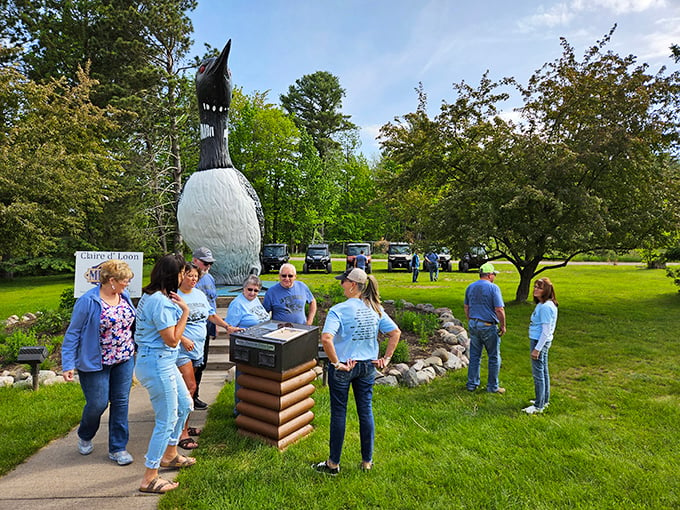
top-left (411, 359), bottom-right (426, 371)
top-left (424, 356), bottom-right (443, 367)
top-left (431, 348), bottom-right (451, 362)
top-left (402, 367), bottom-right (419, 388)
top-left (433, 365), bottom-right (447, 377)
top-left (392, 363), bottom-right (410, 376)
top-left (444, 356), bottom-right (464, 370)
top-left (375, 375), bottom-right (399, 387)
top-left (0, 376), bottom-right (14, 387)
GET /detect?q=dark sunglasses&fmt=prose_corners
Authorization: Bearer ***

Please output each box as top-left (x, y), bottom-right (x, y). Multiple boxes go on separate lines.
top-left (280, 274), bottom-right (295, 278)
top-left (246, 287), bottom-right (260, 292)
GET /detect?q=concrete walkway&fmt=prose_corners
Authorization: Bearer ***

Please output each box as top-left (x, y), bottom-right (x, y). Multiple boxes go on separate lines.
top-left (0, 370), bottom-right (228, 510)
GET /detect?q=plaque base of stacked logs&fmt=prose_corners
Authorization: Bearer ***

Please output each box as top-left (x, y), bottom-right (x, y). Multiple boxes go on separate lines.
top-left (235, 359), bottom-right (317, 450)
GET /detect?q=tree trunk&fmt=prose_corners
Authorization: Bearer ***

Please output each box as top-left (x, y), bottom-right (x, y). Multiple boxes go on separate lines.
top-left (514, 261), bottom-right (541, 303)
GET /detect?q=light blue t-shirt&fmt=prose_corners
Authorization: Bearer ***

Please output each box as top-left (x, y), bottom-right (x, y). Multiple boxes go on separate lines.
top-left (177, 287), bottom-right (213, 362)
top-left (134, 291), bottom-right (183, 350)
top-left (529, 300), bottom-right (558, 351)
top-left (464, 279), bottom-right (505, 323)
top-left (263, 281), bottom-right (314, 324)
top-left (227, 292), bottom-right (270, 328)
top-left (322, 298), bottom-right (398, 362)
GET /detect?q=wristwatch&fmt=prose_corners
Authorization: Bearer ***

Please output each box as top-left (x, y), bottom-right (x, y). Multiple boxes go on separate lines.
top-left (331, 361), bottom-right (342, 369)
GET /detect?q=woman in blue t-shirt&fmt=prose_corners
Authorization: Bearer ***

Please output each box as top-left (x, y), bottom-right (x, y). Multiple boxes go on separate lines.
top-left (134, 254), bottom-right (194, 494)
top-left (313, 268), bottom-right (401, 475)
top-left (523, 277), bottom-right (559, 415)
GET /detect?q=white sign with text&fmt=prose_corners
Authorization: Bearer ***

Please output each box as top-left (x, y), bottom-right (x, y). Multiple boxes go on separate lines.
top-left (74, 251), bottom-right (144, 298)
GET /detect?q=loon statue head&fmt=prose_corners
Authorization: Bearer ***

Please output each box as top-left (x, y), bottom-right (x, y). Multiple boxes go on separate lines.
top-left (196, 39), bottom-right (233, 170)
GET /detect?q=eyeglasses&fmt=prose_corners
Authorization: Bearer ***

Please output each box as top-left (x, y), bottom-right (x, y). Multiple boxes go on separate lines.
top-left (246, 287), bottom-right (260, 293)
top-left (280, 274), bottom-right (295, 278)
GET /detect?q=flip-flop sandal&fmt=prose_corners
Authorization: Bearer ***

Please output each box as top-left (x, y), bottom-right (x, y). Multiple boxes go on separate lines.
top-left (187, 426), bottom-right (202, 436)
top-left (160, 454), bottom-right (196, 468)
top-left (139, 476), bottom-right (178, 493)
top-left (178, 437), bottom-right (199, 450)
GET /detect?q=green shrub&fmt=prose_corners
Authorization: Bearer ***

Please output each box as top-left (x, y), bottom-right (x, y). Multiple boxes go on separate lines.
top-left (396, 310), bottom-right (440, 345)
top-left (59, 287), bottom-right (76, 314)
top-left (31, 309), bottom-right (68, 337)
top-left (379, 338), bottom-right (409, 364)
top-left (666, 267), bottom-right (680, 292)
top-left (0, 330), bottom-right (40, 364)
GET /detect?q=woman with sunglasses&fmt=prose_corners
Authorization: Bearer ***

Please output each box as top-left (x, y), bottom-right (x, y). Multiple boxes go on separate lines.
top-left (523, 277), bottom-right (559, 415)
top-left (226, 274), bottom-right (270, 414)
top-left (314, 268), bottom-right (401, 475)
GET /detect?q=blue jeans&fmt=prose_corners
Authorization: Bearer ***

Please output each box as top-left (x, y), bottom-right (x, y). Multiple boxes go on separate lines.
top-left (466, 320), bottom-right (502, 392)
top-left (135, 346), bottom-right (192, 469)
top-left (412, 267), bottom-right (419, 282)
top-left (328, 361), bottom-right (376, 465)
top-left (429, 264), bottom-right (439, 281)
top-left (530, 339), bottom-right (551, 408)
top-left (78, 357), bottom-right (134, 453)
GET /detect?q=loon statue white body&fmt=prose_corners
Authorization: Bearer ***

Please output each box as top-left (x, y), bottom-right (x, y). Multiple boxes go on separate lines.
top-left (177, 40), bottom-right (263, 284)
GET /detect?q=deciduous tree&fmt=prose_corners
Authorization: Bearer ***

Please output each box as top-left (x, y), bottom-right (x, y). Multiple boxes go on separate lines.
top-left (380, 29), bottom-right (680, 301)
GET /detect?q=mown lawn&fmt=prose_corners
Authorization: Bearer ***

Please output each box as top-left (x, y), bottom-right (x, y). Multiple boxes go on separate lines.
top-left (160, 262), bottom-right (680, 509)
top-left (1, 262), bottom-right (679, 508)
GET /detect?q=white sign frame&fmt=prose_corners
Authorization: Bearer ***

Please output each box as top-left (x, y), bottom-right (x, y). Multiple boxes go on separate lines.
top-left (74, 251), bottom-right (144, 298)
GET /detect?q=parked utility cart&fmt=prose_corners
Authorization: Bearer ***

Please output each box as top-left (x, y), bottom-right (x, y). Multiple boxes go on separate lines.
top-left (303, 244), bottom-right (332, 273)
top-left (260, 244), bottom-right (290, 274)
top-left (387, 242), bottom-right (411, 272)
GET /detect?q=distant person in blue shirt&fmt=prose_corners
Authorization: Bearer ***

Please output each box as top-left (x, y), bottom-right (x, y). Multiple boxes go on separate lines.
top-left (426, 251), bottom-right (439, 281)
top-left (523, 277), bottom-right (558, 415)
top-left (410, 252), bottom-right (420, 282)
top-left (313, 268), bottom-right (400, 476)
top-left (464, 262), bottom-right (506, 394)
top-left (354, 250), bottom-right (368, 271)
top-left (263, 263), bottom-right (317, 325)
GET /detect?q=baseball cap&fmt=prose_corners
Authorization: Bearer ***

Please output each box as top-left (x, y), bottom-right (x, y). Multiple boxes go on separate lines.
top-left (335, 268), bottom-right (367, 284)
top-left (479, 262), bottom-right (498, 275)
top-left (193, 247), bottom-right (215, 263)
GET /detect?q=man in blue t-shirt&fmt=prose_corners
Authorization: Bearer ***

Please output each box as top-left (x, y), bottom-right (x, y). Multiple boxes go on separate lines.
top-left (464, 262), bottom-right (506, 394)
top-left (426, 251), bottom-right (439, 281)
top-left (354, 250), bottom-right (367, 271)
top-left (263, 263), bottom-right (317, 325)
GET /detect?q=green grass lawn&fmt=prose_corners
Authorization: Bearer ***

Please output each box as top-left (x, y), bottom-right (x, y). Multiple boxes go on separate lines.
top-left (1, 262), bottom-right (679, 508)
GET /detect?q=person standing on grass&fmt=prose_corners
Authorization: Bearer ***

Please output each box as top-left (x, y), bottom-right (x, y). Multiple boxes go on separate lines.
top-left (523, 277), bottom-right (558, 415)
top-left (464, 262), bottom-right (506, 394)
top-left (354, 250), bottom-right (368, 271)
top-left (314, 268), bottom-right (401, 475)
top-left (135, 254), bottom-right (195, 494)
top-left (62, 260), bottom-right (136, 466)
top-left (410, 252), bottom-right (420, 283)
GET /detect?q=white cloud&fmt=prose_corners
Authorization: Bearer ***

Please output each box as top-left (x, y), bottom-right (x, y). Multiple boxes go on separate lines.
top-left (519, 0), bottom-right (667, 30)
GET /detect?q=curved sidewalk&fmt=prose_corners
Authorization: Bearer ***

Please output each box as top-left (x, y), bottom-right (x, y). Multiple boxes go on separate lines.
top-left (0, 371), bottom-right (226, 510)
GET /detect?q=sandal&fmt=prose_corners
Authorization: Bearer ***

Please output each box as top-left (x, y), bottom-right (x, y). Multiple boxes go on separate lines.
top-left (178, 437), bottom-right (199, 450)
top-left (187, 426), bottom-right (202, 436)
top-left (161, 454), bottom-right (196, 468)
top-left (139, 476), bottom-right (178, 493)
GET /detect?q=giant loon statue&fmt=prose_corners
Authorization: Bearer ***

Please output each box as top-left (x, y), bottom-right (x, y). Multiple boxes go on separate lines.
top-left (177, 39), bottom-right (264, 284)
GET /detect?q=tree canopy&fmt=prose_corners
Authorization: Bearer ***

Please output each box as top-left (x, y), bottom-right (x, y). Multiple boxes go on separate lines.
top-left (380, 29), bottom-right (680, 301)
top-left (279, 71), bottom-right (358, 157)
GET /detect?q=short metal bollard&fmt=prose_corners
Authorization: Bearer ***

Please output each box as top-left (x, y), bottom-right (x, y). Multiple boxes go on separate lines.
top-left (17, 346), bottom-right (48, 391)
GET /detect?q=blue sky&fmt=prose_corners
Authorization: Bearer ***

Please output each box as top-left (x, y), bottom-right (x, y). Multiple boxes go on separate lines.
top-left (189, 0), bottom-right (680, 157)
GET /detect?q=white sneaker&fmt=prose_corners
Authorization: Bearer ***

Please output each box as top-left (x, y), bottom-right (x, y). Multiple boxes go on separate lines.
top-left (523, 405), bottom-right (543, 414)
top-left (78, 438), bottom-right (93, 455)
top-left (530, 400), bottom-right (549, 408)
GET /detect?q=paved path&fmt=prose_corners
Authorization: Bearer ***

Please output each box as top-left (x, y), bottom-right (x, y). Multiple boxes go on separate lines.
top-left (0, 369), bottom-right (227, 510)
